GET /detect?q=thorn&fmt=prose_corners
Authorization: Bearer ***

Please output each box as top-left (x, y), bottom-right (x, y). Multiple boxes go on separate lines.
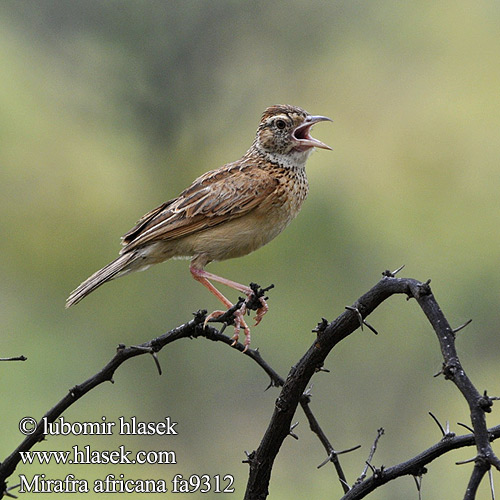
top-left (345, 306), bottom-right (378, 335)
top-left (456, 456), bottom-right (477, 465)
top-left (365, 461), bottom-right (376, 473)
top-left (246, 283), bottom-right (274, 311)
top-left (392, 264), bottom-right (405, 275)
top-left (242, 450), bottom-right (254, 464)
top-left (339, 478), bottom-right (351, 490)
top-left (339, 444), bottom-right (362, 455)
top-left (313, 318), bottom-right (329, 333)
top-left (457, 422), bottom-right (475, 434)
top-left (317, 445), bottom-right (361, 469)
top-left (289, 421), bottom-right (299, 440)
top-left (414, 279), bottom-right (432, 298)
top-left (265, 380), bottom-right (274, 391)
top-left (193, 309), bottom-right (208, 323)
top-left (317, 452), bottom-right (334, 469)
top-left (362, 319), bottom-right (379, 335)
top-left (303, 385), bottom-right (313, 398)
top-left (413, 474), bottom-right (423, 500)
top-left (0, 355), bottom-right (27, 362)
top-left (429, 412), bottom-right (454, 438)
top-left (345, 305), bottom-right (363, 330)
top-left (489, 468), bottom-right (496, 500)
top-left (151, 352), bottom-right (162, 376)
top-left (382, 265), bottom-right (405, 278)
top-left (452, 319), bottom-right (472, 334)
top-left (4, 483), bottom-right (20, 499)
top-left (428, 411), bottom-right (444, 435)
top-left (413, 474), bottom-right (422, 491)
top-left (316, 366), bottom-right (330, 374)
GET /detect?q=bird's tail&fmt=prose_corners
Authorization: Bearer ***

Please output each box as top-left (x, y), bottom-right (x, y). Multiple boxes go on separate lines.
top-left (65, 252), bottom-right (138, 308)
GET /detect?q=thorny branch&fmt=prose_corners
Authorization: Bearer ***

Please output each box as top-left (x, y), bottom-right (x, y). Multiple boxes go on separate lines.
top-left (243, 272), bottom-right (500, 500)
top-left (0, 272), bottom-right (499, 500)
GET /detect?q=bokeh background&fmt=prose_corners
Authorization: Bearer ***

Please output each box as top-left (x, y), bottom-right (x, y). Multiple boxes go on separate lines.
top-left (1, 1), bottom-right (500, 498)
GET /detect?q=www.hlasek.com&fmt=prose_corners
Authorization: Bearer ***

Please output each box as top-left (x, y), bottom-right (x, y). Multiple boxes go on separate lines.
top-left (19, 445), bottom-right (175, 465)
top-left (16, 416), bottom-right (235, 494)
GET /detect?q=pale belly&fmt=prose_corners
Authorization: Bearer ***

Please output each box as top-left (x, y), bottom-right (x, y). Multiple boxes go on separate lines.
top-left (179, 207), bottom-right (295, 265)
top-left (137, 203), bottom-right (299, 269)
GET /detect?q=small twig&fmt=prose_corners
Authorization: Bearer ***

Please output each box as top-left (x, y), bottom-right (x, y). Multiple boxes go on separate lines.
top-left (300, 396), bottom-right (352, 493)
top-left (0, 356), bottom-right (27, 362)
top-left (356, 428), bottom-right (385, 484)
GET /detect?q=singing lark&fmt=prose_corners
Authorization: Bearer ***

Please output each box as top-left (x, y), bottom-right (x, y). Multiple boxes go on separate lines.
top-left (66, 105), bottom-right (332, 347)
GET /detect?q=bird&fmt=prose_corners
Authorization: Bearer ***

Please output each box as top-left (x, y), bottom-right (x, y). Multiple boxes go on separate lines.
top-left (66, 104), bottom-right (332, 348)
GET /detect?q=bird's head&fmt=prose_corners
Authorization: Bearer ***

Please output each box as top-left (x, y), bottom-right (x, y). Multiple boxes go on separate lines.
top-left (253, 105), bottom-right (332, 162)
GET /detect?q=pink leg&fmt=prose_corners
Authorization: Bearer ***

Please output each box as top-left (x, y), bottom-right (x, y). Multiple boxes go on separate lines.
top-left (190, 266), bottom-right (251, 349)
top-left (190, 267), bottom-right (269, 326)
top-left (193, 268), bottom-right (253, 295)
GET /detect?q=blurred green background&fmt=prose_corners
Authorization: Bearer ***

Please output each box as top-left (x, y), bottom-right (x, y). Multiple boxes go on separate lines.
top-left (1, 1), bottom-right (500, 498)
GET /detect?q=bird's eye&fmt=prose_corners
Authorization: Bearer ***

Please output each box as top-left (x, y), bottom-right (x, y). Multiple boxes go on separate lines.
top-left (275, 119), bottom-right (286, 130)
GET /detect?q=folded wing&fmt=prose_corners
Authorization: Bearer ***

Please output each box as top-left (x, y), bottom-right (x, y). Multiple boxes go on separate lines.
top-left (120, 162), bottom-right (278, 254)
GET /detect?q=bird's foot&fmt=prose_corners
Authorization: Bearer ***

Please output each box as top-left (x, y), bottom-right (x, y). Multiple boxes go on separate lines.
top-left (204, 302), bottom-right (251, 351)
top-left (245, 283), bottom-right (274, 326)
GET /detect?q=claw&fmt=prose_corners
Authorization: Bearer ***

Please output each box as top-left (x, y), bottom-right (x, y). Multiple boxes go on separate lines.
top-left (253, 296), bottom-right (269, 326)
top-left (203, 310), bottom-right (225, 329)
top-left (206, 302), bottom-right (250, 349)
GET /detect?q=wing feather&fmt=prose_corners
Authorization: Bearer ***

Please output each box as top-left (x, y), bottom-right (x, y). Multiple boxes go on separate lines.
top-left (120, 162), bottom-right (278, 253)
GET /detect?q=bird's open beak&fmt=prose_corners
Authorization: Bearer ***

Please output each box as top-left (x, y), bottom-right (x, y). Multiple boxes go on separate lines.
top-left (293, 115), bottom-right (333, 151)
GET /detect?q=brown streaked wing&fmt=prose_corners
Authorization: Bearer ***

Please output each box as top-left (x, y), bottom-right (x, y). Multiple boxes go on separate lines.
top-left (121, 199), bottom-right (175, 245)
top-left (120, 163), bottom-right (278, 253)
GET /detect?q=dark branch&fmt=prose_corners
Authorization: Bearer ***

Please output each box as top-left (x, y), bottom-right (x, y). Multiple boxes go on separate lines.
top-left (356, 428), bottom-right (385, 485)
top-left (300, 393), bottom-right (355, 493)
top-left (0, 313), bottom-right (198, 491)
top-left (341, 425), bottom-right (500, 500)
top-left (243, 274), bottom-right (500, 500)
top-left (1, 273), bottom-right (499, 500)
top-left (0, 356), bottom-right (27, 362)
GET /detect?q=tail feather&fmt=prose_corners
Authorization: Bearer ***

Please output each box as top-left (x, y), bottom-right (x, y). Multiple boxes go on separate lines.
top-left (66, 252), bottom-right (138, 308)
